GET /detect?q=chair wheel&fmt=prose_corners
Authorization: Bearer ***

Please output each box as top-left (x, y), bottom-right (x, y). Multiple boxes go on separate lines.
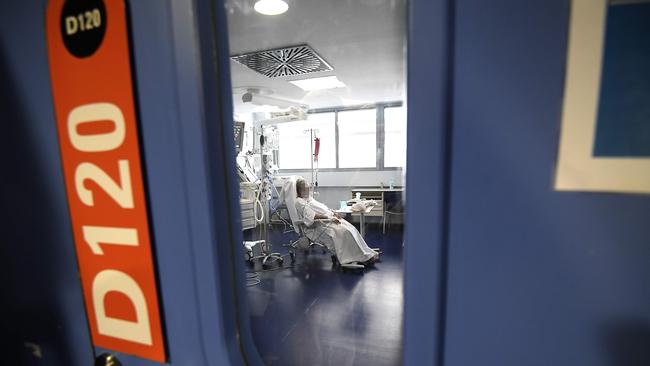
top-left (278, 258), bottom-right (284, 266)
top-left (322, 249), bottom-right (327, 254)
top-left (262, 263), bottom-right (269, 270)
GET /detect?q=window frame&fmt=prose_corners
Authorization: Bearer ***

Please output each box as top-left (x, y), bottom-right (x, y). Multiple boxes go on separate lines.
top-left (383, 105), bottom-right (408, 168)
top-left (278, 101), bottom-right (404, 172)
top-left (276, 112), bottom-right (337, 170)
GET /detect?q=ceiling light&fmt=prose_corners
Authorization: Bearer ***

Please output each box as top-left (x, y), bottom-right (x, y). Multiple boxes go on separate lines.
top-left (289, 76), bottom-right (347, 91)
top-left (254, 0), bottom-right (289, 15)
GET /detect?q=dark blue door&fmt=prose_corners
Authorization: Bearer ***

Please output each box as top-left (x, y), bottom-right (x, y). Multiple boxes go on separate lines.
top-left (442, 2), bottom-right (650, 366)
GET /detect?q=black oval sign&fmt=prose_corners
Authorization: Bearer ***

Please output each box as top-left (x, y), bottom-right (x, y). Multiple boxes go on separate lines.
top-left (60, 0), bottom-right (107, 58)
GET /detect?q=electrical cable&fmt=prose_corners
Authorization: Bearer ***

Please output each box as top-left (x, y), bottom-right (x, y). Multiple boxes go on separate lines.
top-left (249, 264), bottom-right (295, 273)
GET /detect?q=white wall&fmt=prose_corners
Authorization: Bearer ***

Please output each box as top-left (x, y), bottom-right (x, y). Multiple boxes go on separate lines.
top-left (276, 170), bottom-right (404, 221)
top-left (277, 169), bottom-right (404, 188)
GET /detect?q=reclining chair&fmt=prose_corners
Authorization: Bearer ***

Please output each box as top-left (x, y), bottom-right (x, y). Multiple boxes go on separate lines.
top-left (279, 177), bottom-right (365, 272)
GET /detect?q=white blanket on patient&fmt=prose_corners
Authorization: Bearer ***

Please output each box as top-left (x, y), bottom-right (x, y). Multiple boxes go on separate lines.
top-left (295, 197), bottom-right (375, 264)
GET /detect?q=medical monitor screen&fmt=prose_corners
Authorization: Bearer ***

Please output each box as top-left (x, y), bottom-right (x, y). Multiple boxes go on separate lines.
top-left (234, 121), bottom-right (245, 153)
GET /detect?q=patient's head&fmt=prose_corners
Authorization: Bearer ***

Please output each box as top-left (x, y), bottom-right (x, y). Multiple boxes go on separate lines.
top-left (296, 178), bottom-right (309, 198)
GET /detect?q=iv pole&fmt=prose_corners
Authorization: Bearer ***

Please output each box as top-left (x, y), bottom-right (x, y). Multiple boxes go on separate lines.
top-left (310, 129), bottom-right (314, 184)
top-left (304, 128), bottom-right (320, 195)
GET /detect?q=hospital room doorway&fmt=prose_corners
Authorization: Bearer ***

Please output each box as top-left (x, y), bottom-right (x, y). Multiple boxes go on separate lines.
top-left (225, 0), bottom-right (407, 364)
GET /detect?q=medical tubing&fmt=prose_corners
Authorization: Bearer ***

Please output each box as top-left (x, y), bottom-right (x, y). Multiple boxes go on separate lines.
top-left (253, 181), bottom-right (265, 223)
top-left (245, 272), bottom-right (261, 287)
top-left (269, 183), bottom-right (282, 211)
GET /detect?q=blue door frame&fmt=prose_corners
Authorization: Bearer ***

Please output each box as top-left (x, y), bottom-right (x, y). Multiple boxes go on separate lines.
top-left (403, 0), bottom-right (453, 365)
top-left (0, 0), bottom-right (450, 365)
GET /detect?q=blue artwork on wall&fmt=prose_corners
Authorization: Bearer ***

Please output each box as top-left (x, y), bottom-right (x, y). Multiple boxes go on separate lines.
top-left (593, 2), bottom-right (650, 157)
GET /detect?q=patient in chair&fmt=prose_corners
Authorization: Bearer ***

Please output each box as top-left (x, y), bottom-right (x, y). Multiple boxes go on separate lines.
top-left (294, 178), bottom-right (379, 266)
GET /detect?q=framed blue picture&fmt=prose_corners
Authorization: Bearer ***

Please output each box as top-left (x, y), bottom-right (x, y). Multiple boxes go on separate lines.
top-left (556, 0), bottom-right (650, 193)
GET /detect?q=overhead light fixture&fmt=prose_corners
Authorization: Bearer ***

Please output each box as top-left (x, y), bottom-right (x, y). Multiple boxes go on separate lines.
top-left (254, 0), bottom-right (289, 15)
top-left (289, 76), bottom-right (347, 91)
top-left (242, 92), bottom-right (307, 110)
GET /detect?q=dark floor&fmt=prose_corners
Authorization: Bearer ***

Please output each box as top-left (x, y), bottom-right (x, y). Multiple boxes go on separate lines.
top-left (245, 225), bottom-right (404, 366)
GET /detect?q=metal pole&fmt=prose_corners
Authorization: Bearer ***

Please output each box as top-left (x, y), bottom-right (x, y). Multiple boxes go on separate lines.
top-left (310, 128), bottom-right (314, 184)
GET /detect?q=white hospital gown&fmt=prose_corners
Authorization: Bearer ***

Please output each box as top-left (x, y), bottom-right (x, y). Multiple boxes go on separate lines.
top-left (295, 197), bottom-right (376, 264)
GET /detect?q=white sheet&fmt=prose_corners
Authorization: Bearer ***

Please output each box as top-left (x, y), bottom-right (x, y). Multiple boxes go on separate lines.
top-left (281, 176), bottom-right (376, 264)
top-left (281, 176), bottom-right (301, 234)
top-left (295, 197), bottom-right (376, 265)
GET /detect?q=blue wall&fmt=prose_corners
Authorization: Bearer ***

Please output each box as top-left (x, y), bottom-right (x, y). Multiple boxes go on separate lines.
top-left (403, 0), bottom-right (451, 364)
top-left (0, 2), bottom-right (94, 364)
top-left (444, 1), bottom-right (650, 365)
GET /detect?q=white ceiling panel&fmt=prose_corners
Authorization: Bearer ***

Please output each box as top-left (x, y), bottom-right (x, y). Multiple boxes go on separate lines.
top-left (225, 0), bottom-right (407, 111)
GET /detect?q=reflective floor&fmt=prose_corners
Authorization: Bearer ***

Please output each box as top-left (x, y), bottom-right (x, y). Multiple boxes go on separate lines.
top-left (245, 226), bottom-right (404, 366)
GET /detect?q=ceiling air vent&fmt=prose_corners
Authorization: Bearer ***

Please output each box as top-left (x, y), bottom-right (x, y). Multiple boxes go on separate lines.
top-left (231, 44), bottom-right (333, 78)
